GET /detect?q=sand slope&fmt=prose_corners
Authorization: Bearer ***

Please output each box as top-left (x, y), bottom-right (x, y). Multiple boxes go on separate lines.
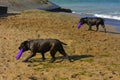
top-left (0, 10), bottom-right (120, 80)
top-left (0, 0), bottom-right (60, 12)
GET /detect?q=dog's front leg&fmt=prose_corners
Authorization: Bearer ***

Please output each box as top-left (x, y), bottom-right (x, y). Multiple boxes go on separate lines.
top-left (23, 52), bottom-right (36, 62)
top-left (41, 53), bottom-right (46, 61)
top-left (96, 24), bottom-right (99, 32)
top-left (88, 25), bottom-right (92, 30)
top-left (101, 25), bottom-right (106, 33)
top-left (50, 50), bottom-right (56, 63)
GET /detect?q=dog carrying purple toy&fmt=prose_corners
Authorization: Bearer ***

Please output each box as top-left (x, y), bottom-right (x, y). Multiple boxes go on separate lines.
top-left (16, 49), bottom-right (23, 60)
top-left (77, 23), bottom-right (82, 29)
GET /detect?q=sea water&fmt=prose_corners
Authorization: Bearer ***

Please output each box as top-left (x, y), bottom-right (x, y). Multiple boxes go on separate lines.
top-left (50, 0), bottom-right (120, 32)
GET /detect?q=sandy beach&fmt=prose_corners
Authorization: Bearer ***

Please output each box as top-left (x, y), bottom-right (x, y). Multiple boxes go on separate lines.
top-left (0, 10), bottom-right (120, 80)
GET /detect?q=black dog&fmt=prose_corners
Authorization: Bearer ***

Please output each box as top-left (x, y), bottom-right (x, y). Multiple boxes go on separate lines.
top-left (18, 39), bottom-right (71, 63)
top-left (79, 17), bottom-right (106, 32)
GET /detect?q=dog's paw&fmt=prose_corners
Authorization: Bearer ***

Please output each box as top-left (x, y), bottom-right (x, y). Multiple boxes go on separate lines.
top-left (49, 60), bottom-right (55, 63)
top-left (22, 60), bottom-right (28, 62)
top-left (40, 59), bottom-right (45, 62)
top-left (69, 59), bottom-right (74, 62)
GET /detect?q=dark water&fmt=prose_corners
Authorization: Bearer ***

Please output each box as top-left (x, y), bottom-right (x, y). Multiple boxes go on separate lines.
top-left (105, 19), bottom-right (120, 31)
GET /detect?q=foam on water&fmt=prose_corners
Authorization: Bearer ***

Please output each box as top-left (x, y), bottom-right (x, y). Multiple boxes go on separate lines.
top-left (94, 14), bottom-right (120, 20)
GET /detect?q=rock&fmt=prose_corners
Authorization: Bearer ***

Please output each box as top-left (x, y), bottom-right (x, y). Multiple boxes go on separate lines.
top-left (29, 76), bottom-right (37, 80)
top-left (17, 75), bottom-right (21, 77)
top-left (112, 71), bottom-right (116, 75)
top-left (0, 0), bottom-right (72, 13)
top-left (71, 73), bottom-right (78, 78)
top-left (109, 76), bottom-right (113, 79)
top-left (7, 60), bottom-right (10, 62)
top-left (99, 72), bottom-right (105, 76)
top-left (0, 6), bottom-right (8, 15)
top-left (47, 7), bottom-right (72, 13)
top-left (27, 64), bottom-right (32, 67)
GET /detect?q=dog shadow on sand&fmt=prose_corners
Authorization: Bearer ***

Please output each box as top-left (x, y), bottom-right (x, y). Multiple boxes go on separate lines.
top-left (100, 31), bottom-right (120, 34)
top-left (85, 29), bottom-right (120, 34)
top-left (29, 54), bottom-right (94, 63)
top-left (69, 54), bottom-right (94, 62)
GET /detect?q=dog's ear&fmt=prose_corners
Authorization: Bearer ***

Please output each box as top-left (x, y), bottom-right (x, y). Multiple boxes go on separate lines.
top-left (26, 40), bottom-right (30, 48)
top-left (23, 40), bottom-right (30, 48)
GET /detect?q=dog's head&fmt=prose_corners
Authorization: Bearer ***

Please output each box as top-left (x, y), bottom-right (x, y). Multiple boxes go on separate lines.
top-left (19, 40), bottom-right (30, 52)
top-left (79, 17), bottom-right (88, 25)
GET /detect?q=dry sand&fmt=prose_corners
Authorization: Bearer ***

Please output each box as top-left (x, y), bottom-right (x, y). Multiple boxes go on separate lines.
top-left (0, 10), bottom-right (120, 80)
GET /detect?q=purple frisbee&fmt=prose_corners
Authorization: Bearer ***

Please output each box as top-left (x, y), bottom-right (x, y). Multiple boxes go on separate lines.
top-left (77, 23), bottom-right (82, 29)
top-left (16, 49), bottom-right (23, 60)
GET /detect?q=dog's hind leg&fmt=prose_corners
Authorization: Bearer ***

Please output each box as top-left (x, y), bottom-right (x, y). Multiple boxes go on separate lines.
top-left (88, 25), bottom-right (92, 30)
top-left (96, 24), bottom-right (99, 32)
top-left (50, 50), bottom-right (56, 63)
top-left (58, 47), bottom-right (71, 62)
top-left (41, 53), bottom-right (46, 61)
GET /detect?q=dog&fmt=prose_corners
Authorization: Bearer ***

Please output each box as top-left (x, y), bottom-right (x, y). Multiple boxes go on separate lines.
top-left (79, 17), bottom-right (106, 32)
top-left (18, 39), bottom-right (71, 63)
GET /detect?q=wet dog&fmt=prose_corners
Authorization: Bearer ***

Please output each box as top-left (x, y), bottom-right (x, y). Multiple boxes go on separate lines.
top-left (18, 39), bottom-right (71, 63)
top-left (79, 17), bottom-right (106, 32)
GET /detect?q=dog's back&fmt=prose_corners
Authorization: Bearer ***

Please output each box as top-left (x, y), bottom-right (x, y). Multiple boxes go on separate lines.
top-left (79, 17), bottom-right (106, 32)
top-left (84, 17), bottom-right (104, 25)
top-left (29, 39), bottom-right (66, 51)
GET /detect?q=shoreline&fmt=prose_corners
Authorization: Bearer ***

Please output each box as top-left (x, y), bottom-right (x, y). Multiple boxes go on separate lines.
top-left (1, 10), bottom-right (119, 34)
top-left (72, 12), bottom-right (120, 32)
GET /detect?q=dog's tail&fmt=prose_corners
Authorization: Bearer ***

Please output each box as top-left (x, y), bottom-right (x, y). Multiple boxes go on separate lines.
top-left (60, 41), bottom-right (67, 45)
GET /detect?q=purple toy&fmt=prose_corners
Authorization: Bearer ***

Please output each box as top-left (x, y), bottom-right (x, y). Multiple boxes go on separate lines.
top-left (16, 49), bottom-right (23, 60)
top-left (77, 23), bottom-right (82, 29)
